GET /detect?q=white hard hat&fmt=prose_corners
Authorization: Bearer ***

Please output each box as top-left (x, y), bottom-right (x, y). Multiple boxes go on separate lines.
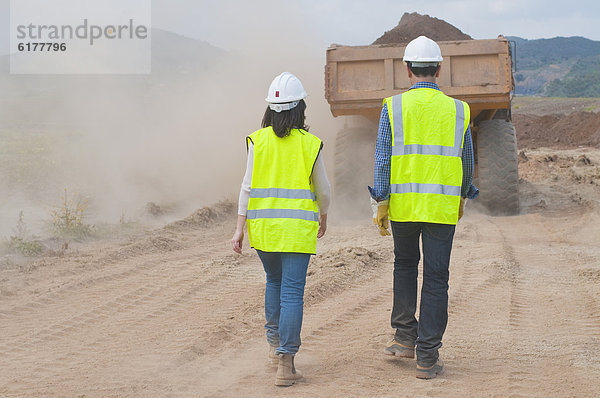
top-left (403, 35), bottom-right (443, 66)
top-left (265, 72), bottom-right (307, 112)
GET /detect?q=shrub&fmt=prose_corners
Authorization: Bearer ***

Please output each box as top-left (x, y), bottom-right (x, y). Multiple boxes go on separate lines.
top-left (49, 189), bottom-right (93, 239)
top-left (3, 211), bottom-right (45, 256)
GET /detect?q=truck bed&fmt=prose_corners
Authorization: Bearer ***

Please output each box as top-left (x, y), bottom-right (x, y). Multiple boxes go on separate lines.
top-left (325, 37), bottom-right (513, 121)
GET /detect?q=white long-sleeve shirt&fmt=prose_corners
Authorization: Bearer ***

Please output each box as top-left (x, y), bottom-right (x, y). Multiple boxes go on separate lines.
top-left (237, 141), bottom-right (331, 216)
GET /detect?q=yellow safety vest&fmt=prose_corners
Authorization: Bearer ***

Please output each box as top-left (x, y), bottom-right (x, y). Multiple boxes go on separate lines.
top-left (246, 126), bottom-right (322, 254)
top-left (385, 88), bottom-right (470, 225)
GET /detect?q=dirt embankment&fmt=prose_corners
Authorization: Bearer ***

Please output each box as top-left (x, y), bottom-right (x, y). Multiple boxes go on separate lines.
top-left (373, 12), bottom-right (472, 45)
top-left (514, 111), bottom-right (600, 149)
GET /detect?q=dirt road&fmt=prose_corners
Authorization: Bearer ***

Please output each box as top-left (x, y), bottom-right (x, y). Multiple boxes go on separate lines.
top-left (1, 149), bottom-right (600, 397)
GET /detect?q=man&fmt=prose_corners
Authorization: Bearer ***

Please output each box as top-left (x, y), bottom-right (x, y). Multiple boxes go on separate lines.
top-left (368, 35), bottom-right (479, 379)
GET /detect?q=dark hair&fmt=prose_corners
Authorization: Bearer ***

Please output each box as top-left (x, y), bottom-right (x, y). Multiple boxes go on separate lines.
top-left (407, 61), bottom-right (440, 78)
top-left (262, 99), bottom-right (308, 138)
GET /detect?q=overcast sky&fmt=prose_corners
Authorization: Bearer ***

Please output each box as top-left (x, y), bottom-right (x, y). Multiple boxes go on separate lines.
top-left (1, 0), bottom-right (600, 55)
top-left (150, 0), bottom-right (600, 49)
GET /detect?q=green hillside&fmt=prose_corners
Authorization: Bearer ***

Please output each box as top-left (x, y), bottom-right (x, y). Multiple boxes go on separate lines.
top-left (508, 36), bottom-right (600, 97)
top-left (544, 55), bottom-right (600, 97)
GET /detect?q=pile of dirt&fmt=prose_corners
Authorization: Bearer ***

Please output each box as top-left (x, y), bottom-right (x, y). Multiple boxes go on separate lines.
top-left (98, 201), bottom-right (236, 262)
top-left (513, 112), bottom-right (600, 149)
top-left (166, 200), bottom-right (235, 230)
top-left (304, 246), bottom-right (388, 306)
top-left (373, 12), bottom-right (472, 45)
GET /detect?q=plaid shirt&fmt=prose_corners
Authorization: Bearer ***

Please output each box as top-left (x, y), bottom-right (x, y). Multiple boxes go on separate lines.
top-left (368, 82), bottom-right (479, 201)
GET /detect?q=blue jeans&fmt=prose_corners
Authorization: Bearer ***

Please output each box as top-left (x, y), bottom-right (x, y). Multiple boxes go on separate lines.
top-left (256, 250), bottom-right (310, 355)
top-left (390, 221), bottom-right (455, 367)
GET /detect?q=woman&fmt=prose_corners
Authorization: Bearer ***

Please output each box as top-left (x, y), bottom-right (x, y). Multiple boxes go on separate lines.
top-left (231, 72), bottom-right (331, 387)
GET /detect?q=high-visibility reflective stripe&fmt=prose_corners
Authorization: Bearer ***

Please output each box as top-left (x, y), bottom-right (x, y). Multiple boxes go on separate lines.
top-left (453, 99), bottom-right (465, 152)
top-left (392, 95), bottom-right (403, 150)
top-left (391, 183), bottom-right (461, 196)
top-left (402, 144), bottom-right (462, 157)
top-left (391, 96), bottom-right (465, 158)
top-left (250, 188), bottom-right (316, 200)
top-left (247, 209), bottom-right (319, 222)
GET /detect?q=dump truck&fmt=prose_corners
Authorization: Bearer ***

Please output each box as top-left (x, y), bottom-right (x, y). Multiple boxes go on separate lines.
top-left (325, 36), bottom-right (518, 216)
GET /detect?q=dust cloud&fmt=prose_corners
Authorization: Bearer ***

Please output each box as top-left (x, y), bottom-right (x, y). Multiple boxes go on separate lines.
top-left (0, 15), bottom-right (343, 238)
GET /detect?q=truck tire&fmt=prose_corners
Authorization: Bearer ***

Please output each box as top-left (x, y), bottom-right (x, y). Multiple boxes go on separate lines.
top-left (333, 125), bottom-right (377, 219)
top-left (476, 119), bottom-right (519, 215)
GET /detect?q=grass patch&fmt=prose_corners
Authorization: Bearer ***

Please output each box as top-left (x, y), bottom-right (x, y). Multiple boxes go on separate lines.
top-left (49, 189), bottom-right (94, 240)
top-left (7, 238), bottom-right (45, 256)
top-left (1, 211), bottom-right (45, 256)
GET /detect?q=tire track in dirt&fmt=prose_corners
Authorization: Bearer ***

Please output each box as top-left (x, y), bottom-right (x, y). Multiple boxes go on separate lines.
top-left (207, 221), bottom-right (509, 397)
top-left (0, 253), bottom-right (264, 380)
top-left (163, 245), bottom-right (391, 380)
top-left (204, 271), bottom-right (394, 397)
top-left (427, 216), bottom-right (515, 395)
top-left (0, 230), bottom-right (224, 323)
top-left (2, 257), bottom-right (204, 352)
top-left (3, 202), bottom-right (600, 396)
top-left (1, 235), bottom-right (394, 397)
top-left (0, 226), bottom-right (234, 332)
top-left (449, 217), bottom-right (508, 315)
top-left (0, 241), bottom-right (266, 394)
top-left (498, 228), bottom-right (534, 398)
top-left (135, 244), bottom-right (392, 397)
top-left (491, 216), bottom-right (600, 398)
top-left (215, 220), bottom-right (515, 397)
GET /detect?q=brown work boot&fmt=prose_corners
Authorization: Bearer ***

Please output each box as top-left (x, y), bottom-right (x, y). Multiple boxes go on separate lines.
top-left (275, 354), bottom-right (303, 386)
top-left (416, 359), bottom-right (445, 379)
top-left (383, 339), bottom-right (415, 358)
top-left (268, 345), bottom-right (278, 366)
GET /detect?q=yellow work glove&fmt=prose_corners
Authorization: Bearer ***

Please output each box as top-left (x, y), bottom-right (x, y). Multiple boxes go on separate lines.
top-left (370, 198), bottom-right (391, 236)
top-left (458, 198), bottom-right (466, 221)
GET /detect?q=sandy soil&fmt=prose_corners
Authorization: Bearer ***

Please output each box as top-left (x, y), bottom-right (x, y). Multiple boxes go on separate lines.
top-left (1, 145), bottom-right (600, 397)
